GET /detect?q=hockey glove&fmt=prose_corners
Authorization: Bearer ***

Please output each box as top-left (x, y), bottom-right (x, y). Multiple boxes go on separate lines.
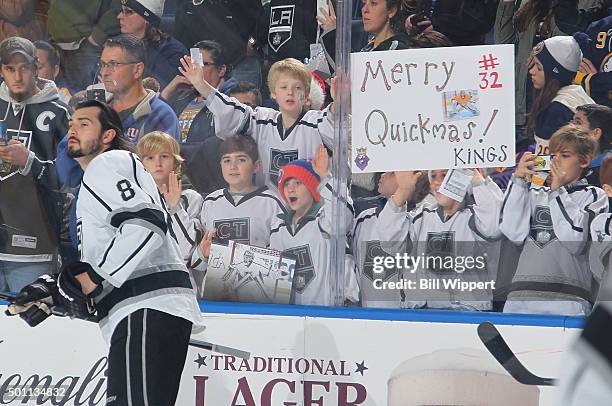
top-left (56, 262), bottom-right (98, 320)
top-left (4, 274), bottom-right (58, 327)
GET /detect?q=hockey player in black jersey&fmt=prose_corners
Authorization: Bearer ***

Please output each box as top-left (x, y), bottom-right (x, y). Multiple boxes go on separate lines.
top-left (8, 100), bottom-right (202, 405)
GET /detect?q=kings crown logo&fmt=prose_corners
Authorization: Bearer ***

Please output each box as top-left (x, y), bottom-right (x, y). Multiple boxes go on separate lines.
top-left (354, 147), bottom-right (369, 171)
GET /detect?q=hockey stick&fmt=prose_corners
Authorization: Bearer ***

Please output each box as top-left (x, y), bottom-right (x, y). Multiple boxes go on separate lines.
top-left (477, 321), bottom-right (556, 386)
top-left (1, 291), bottom-right (250, 359)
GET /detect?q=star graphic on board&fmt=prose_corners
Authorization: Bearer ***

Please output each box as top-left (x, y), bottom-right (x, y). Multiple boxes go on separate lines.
top-left (355, 360), bottom-right (368, 376)
top-left (194, 353), bottom-right (207, 369)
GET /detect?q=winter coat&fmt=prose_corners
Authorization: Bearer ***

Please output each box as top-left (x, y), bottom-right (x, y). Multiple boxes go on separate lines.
top-left (0, 78), bottom-right (69, 261)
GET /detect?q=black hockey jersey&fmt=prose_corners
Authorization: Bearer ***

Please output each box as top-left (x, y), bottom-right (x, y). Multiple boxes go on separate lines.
top-left (257, 0), bottom-right (318, 64)
top-left (0, 79), bottom-right (69, 262)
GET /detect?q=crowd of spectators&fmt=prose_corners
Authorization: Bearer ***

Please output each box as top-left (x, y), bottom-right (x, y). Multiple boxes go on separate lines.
top-left (0, 0), bottom-right (610, 316)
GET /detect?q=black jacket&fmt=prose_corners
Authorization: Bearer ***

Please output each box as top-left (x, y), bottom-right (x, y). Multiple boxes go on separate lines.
top-left (174, 0), bottom-right (262, 65)
top-left (0, 79), bottom-right (69, 261)
top-left (417, 0), bottom-right (498, 46)
top-left (256, 0), bottom-right (318, 65)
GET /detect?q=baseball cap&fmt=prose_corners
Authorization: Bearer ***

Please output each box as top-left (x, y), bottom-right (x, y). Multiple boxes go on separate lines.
top-left (0, 37), bottom-right (37, 65)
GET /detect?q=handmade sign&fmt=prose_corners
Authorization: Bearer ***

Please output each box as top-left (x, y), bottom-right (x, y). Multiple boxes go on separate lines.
top-left (351, 45), bottom-right (515, 172)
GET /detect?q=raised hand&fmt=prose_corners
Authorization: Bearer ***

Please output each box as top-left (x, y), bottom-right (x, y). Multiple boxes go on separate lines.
top-left (515, 152), bottom-right (537, 180)
top-left (392, 170), bottom-right (422, 206)
top-left (549, 157), bottom-right (570, 191)
top-left (162, 171), bottom-right (182, 210)
top-left (471, 168), bottom-right (485, 183)
top-left (578, 58), bottom-right (597, 75)
top-left (316, 0), bottom-right (336, 31)
top-left (312, 144), bottom-right (330, 178)
top-left (160, 74), bottom-right (193, 100)
top-left (179, 56), bottom-right (214, 98)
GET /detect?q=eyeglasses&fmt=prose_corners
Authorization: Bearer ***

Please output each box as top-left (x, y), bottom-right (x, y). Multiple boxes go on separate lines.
top-left (119, 7), bottom-right (135, 16)
top-left (99, 60), bottom-right (140, 71)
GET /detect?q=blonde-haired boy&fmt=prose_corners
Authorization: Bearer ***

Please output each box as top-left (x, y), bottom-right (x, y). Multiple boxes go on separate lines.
top-left (179, 56), bottom-right (334, 190)
top-left (137, 132), bottom-right (203, 265)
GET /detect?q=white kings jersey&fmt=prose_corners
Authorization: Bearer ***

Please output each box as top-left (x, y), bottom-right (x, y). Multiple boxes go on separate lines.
top-left (353, 206), bottom-right (404, 309)
top-left (377, 180), bottom-right (504, 310)
top-left (204, 90), bottom-right (334, 190)
top-left (169, 188), bottom-right (204, 261)
top-left (499, 177), bottom-right (609, 308)
top-left (269, 179), bottom-right (354, 306)
top-left (589, 212), bottom-right (612, 287)
top-left (76, 150), bottom-right (202, 343)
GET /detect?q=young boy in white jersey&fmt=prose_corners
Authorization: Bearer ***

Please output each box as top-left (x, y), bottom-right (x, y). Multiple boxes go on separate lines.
top-left (269, 145), bottom-right (354, 306)
top-left (500, 124), bottom-right (609, 316)
top-left (179, 56), bottom-right (334, 190)
top-left (137, 132), bottom-right (203, 261)
top-left (377, 168), bottom-right (503, 311)
top-left (353, 172), bottom-right (430, 308)
top-left (192, 136), bottom-right (287, 271)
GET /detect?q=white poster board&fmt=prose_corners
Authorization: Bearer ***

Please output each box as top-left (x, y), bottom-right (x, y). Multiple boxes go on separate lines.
top-left (351, 44), bottom-right (515, 173)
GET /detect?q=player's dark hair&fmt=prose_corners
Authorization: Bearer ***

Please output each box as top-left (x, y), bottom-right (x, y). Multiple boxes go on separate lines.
top-left (75, 99), bottom-right (133, 152)
top-left (219, 135), bottom-right (259, 162)
top-left (104, 34), bottom-right (146, 64)
top-left (33, 40), bottom-right (60, 67)
top-left (193, 40), bottom-right (232, 78)
top-left (229, 81), bottom-right (262, 107)
top-left (576, 104), bottom-right (612, 152)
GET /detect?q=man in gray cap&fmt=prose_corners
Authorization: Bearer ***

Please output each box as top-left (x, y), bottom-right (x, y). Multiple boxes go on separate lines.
top-left (0, 36), bottom-right (70, 292)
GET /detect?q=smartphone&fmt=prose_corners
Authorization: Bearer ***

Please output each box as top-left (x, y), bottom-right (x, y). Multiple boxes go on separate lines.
top-left (533, 155), bottom-right (552, 172)
top-left (410, 11), bottom-right (429, 28)
top-left (86, 88), bottom-right (106, 102)
top-left (0, 120), bottom-right (7, 145)
top-left (190, 47), bottom-right (203, 67)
